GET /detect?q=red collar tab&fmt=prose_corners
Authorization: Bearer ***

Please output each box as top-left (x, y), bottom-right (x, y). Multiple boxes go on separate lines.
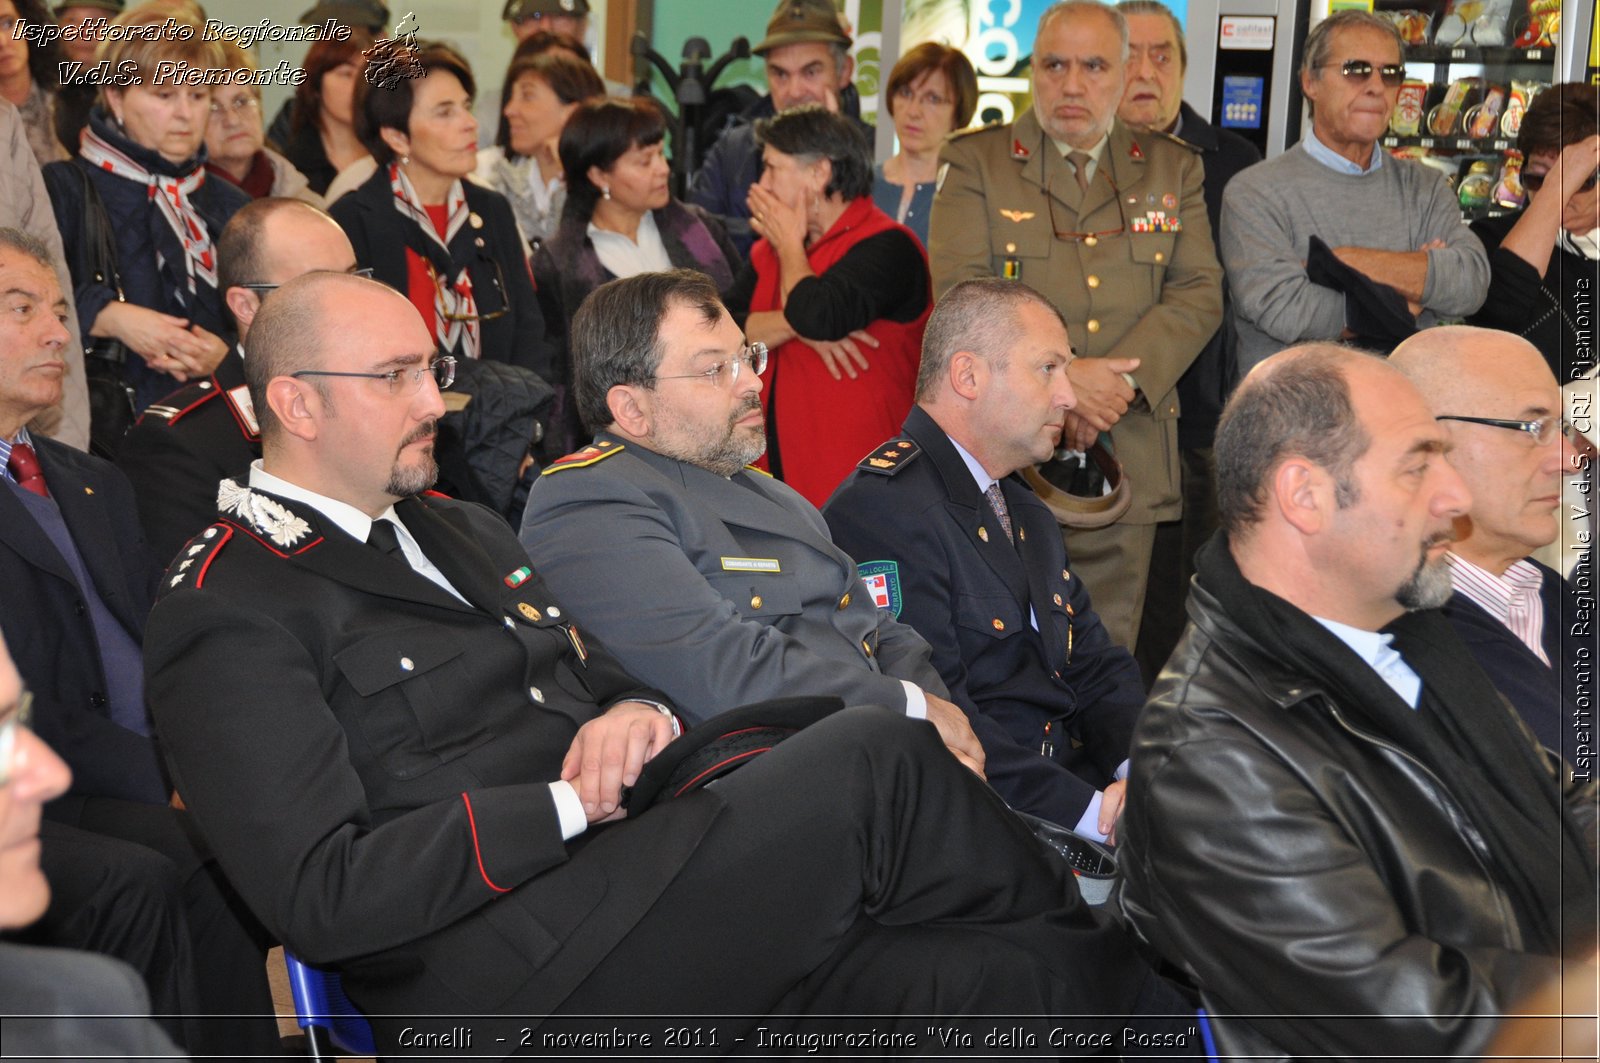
top-left (1011, 138), bottom-right (1032, 160)
top-left (1128, 140), bottom-right (1145, 160)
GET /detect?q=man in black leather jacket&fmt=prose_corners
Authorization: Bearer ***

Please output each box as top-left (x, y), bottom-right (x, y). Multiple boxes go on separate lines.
top-left (1115, 343), bottom-right (1599, 1059)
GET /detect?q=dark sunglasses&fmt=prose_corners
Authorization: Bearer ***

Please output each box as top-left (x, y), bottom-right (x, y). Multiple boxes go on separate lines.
top-left (1521, 168), bottom-right (1600, 194)
top-left (1318, 58), bottom-right (1406, 88)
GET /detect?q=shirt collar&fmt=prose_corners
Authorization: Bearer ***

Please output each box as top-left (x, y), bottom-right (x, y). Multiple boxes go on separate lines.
top-left (1049, 130), bottom-right (1109, 167)
top-left (947, 434), bottom-right (998, 496)
top-left (1446, 552), bottom-right (1544, 621)
top-left (1313, 614), bottom-right (1421, 708)
top-left (247, 460), bottom-right (400, 546)
top-left (1, 425), bottom-right (33, 448)
top-left (1304, 128), bottom-right (1385, 175)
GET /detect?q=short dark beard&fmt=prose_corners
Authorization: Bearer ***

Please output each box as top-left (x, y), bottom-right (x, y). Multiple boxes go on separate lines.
top-left (386, 419), bottom-right (439, 497)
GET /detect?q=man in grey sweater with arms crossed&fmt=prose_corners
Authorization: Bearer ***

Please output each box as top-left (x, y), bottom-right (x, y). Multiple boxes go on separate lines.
top-left (1220, 10), bottom-right (1488, 369)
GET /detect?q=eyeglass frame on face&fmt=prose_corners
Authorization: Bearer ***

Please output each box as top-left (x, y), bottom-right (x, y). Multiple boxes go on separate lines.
top-left (0, 689), bottom-right (33, 788)
top-left (291, 354), bottom-right (458, 395)
top-left (207, 93), bottom-right (261, 121)
top-left (1316, 58), bottom-right (1406, 88)
top-left (235, 266), bottom-right (375, 294)
top-left (893, 83), bottom-right (951, 111)
top-left (653, 342), bottom-right (769, 387)
top-left (1436, 414), bottom-right (1576, 446)
top-left (1520, 167), bottom-right (1600, 195)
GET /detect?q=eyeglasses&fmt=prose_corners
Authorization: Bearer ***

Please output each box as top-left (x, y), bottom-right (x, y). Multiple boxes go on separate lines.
top-left (893, 84), bottom-right (952, 110)
top-left (654, 343), bottom-right (768, 387)
top-left (1520, 168), bottom-right (1599, 194)
top-left (292, 355), bottom-right (457, 395)
top-left (236, 267), bottom-right (374, 294)
top-left (1317, 59), bottom-right (1407, 88)
top-left (426, 259), bottom-right (511, 323)
top-left (1436, 414), bottom-right (1576, 446)
top-left (0, 689), bottom-right (33, 788)
top-left (1045, 158), bottom-right (1130, 242)
top-left (208, 95), bottom-right (260, 121)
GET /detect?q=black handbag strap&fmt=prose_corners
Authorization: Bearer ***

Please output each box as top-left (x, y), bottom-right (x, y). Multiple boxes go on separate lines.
top-left (72, 160), bottom-right (124, 304)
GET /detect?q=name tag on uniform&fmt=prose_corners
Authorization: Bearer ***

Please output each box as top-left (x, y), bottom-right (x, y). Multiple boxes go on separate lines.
top-left (720, 557), bottom-right (781, 573)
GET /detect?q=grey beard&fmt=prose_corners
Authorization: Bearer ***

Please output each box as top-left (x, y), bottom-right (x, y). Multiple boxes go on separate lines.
top-left (1398, 553), bottom-right (1455, 611)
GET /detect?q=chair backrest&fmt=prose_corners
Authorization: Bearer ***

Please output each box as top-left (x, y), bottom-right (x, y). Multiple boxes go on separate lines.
top-left (284, 951), bottom-right (376, 1059)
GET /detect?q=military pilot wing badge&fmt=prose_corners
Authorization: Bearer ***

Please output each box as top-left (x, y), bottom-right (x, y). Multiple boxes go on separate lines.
top-left (999, 209), bottom-right (1036, 223)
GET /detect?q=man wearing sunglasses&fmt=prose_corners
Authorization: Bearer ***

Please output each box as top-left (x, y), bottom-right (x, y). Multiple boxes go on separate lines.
top-left (928, 1), bottom-right (1223, 657)
top-left (118, 197), bottom-right (364, 563)
top-left (1391, 326), bottom-right (1590, 772)
top-left (1220, 10), bottom-right (1489, 368)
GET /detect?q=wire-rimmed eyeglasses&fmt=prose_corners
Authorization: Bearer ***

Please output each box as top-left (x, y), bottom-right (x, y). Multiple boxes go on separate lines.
top-left (0, 688), bottom-right (34, 788)
top-left (292, 355), bottom-right (457, 396)
top-left (236, 267), bottom-right (375, 294)
top-left (1045, 170), bottom-right (1130, 243)
top-left (655, 343), bottom-right (769, 387)
top-left (427, 259), bottom-right (511, 323)
top-left (1436, 414), bottom-right (1575, 446)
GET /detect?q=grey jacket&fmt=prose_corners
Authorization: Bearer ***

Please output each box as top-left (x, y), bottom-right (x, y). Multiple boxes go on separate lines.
top-left (519, 436), bottom-right (947, 722)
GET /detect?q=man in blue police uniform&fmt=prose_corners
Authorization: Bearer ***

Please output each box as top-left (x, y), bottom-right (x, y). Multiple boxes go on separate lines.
top-left (825, 279), bottom-right (1144, 840)
top-left (118, 198), bottom-right (359, 563)
top-left (146, 270), bottom-right (1170, 1055)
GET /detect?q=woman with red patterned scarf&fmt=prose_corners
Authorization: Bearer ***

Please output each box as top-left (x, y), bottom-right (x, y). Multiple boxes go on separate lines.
top-left (42, 5), bottom-right (246, 415)
top-left (330, 42), bottom-right (554, 385)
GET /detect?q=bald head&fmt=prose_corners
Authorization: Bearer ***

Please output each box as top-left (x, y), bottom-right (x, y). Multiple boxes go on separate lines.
top-left (219, 198), bottom-right (358, 338)
top-left (244, 272), bottom-right (418, 441)
top-left (1389, 326), bottom-right (1557, 413)
top-left (1391, 326), bottom-right (1567, 570)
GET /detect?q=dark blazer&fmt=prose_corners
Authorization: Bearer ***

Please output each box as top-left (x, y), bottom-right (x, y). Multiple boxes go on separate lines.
top-left (0, 435), bottom-right (164, 803)
top-left (142, 484), bottom-right (714, 1034)
top-left (823, 406), bottom-right (1145, 826)
top-left (1441, 558), bottom-right (1586, 766)
top-left (1469, 210), bottom-right (1599, 384)
top-left (42, 110), bottom-right (248, 410)
top-left (330, 165), bottom-right (556, 382)
top-left (1171, 101), bottom-right (1262, 448)
top-left (117, 347), bottom-right (259, 566)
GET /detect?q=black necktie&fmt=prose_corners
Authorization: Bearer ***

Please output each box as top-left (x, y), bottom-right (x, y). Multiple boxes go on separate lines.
top-left (366, 519), bottom-right (407, 564)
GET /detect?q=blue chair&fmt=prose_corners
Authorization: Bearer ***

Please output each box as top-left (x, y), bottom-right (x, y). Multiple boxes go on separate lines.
top-left (283, 951), bottom-right (376, 1061)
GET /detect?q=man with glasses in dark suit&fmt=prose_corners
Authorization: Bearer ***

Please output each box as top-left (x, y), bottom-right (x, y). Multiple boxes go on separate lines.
top-left (117, 197), bottom-right (364, 562)
top-left (928, 0), bottom-right (1222, 657)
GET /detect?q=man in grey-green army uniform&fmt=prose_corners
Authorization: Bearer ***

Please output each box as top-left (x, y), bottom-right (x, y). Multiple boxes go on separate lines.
top-left (928, 0), bottom-right (1221, 651)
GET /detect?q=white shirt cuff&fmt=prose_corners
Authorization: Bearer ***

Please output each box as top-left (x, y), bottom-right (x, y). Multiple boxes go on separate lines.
top-left (548, 780), bottom-right (588, 840)
top-left (1114, 758), bottom-right (1130, 781)
top-left (1074, 791), bottom-right (1109, 843)
top-left (901, 681), bottom-right (928, 719)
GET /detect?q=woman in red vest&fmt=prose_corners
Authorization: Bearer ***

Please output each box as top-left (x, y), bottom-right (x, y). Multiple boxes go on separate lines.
top-left (729, 105), bottom-right (930, 508)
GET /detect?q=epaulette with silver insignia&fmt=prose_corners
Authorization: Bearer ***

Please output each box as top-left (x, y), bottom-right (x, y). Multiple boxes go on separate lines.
top-left (857, 439), bottom-right (920, 475)
top-left (158, 523), bottom-right (233, 597)
top-left (136, 378), bottom-right (220, 426)
top-left (541, 439), bottom-right (624, 475)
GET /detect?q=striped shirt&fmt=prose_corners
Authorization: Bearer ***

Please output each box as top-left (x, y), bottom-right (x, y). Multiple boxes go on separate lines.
top-left (0, 426), bottom-right (33, 483)
top-left (1447, 553), bottom-right (1550, 666)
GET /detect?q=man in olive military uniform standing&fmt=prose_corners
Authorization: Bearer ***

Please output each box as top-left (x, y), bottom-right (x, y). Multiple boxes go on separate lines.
top-left (929, 0), bottom-right (1222, 650)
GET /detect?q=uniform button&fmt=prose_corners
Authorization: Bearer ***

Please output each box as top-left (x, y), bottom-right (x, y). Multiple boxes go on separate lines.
top-left (198, 380), bottom-right (212, 390)
top-left (1018, 528), bottom-right (1026, 542)
top-left (400, 657), bottom-right (414, 671)
top-left (1062, 569), bottom-right (1070, 580)
top-left (978, 526), bottom-right (989, 542)
top-left (1086, 275), bottom-right (1100, 288)
top-left (503, 616), bottom-right (515, 631)
top-left (1053, 593), bottom-right (1063, 606)
top-left (838, 593), bottom-right (850, 609)
top-left (750, 595), bottom-right (763, 609)
top-left (861, 639), bottom-right (873, 658)
top-left (1005, 241), bottom-right (1017, 253)
top-left (1086, 319), bottom-right (1101, 334)
top-left (992, 618), bottom-right (1005, 631)
top-left (529, 686), bottom-right (545, 704)
top-left (1084, 235), bottom-right (1098, 247)
top-left (1153, 251), bottom-right (1166, 263)
top-left (547, 606), bottom-right (562, 619)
